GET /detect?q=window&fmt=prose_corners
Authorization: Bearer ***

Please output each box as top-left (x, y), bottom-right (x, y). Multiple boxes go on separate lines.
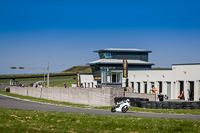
top-left (103, 53), bottom-right (112, 59)
top-left (151, 82), bottom-right (155, 88)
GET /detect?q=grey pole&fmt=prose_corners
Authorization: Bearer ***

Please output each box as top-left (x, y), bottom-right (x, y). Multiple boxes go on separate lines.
top-left (47, 62), bottom-right (49, 88)
top-left (44, 69), bottom-right (45, 88)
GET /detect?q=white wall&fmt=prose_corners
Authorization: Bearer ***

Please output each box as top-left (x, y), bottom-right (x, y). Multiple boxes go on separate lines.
top-left (126, 64), bottom-right (200, 101)
top-left (80, 74), bottom-right (97, 88)
top-left (127, 70), bottom-right (173, 99)
top-left (173, 64), bottom-right (200, 101)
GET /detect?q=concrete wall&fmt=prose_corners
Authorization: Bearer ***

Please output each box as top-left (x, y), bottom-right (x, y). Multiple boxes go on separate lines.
top-left (10, 87), bottom-right (125, 106)
top-left (125, 92), bottom-right (156, 101)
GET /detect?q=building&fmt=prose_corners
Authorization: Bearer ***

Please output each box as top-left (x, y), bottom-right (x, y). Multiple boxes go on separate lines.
top-left (80, 48), bottom-right (200, 101)
top-left (87, 48), bottom-right (154, 88)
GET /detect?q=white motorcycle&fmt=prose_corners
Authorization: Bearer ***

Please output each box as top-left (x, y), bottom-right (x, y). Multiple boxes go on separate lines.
top-left (111, 99), bottom-right (131, 113)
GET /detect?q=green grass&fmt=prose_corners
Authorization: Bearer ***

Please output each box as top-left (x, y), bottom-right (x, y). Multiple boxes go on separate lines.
top-left (0, 91), bottom-right (200, 115)
top-left (0, 74), bottom-right (76, 83)
top-left (49, 79), bottom-right (76, 87)
top-left (94, 106), bottom-right (200, 115)
top-left (0, 108), bottom-right (199, 133)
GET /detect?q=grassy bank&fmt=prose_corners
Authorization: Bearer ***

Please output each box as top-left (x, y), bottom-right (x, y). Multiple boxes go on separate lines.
top-left (49, 79), bottom-right (76, 87)
top-left (1, 91), bottom-right (200, 115)
top-left (0, 108), bottom-right (199, 133)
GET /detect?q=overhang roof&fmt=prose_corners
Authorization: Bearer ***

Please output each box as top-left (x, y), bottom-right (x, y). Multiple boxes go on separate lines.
top-left (88, 59), bottom-right (154, 65)
top-left (94, 48), bottom-right (152, 53)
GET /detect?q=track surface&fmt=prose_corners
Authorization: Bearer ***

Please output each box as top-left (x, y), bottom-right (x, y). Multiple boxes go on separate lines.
top-left (0, 94), bottom-right (200, 120)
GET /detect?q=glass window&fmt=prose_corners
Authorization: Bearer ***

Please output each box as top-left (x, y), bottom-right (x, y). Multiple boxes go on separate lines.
top-left (103, 53), bottom-right (112, 59)
top-left (117, 73), bottom-right (122, 83)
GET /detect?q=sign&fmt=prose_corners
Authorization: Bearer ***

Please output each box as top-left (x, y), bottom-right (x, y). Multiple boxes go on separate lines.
top-left (94, 77), bottom-right (101, 80)
top-left (123, 58), bottom-right (128, 78)
top-left (77, 72), bottom-right (81, 87)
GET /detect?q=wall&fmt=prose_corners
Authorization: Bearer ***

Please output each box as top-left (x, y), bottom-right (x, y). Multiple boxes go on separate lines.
top-left (125, 92), bottom-right (156, 101)
top-left (172, 64), bottom-right (200, 101)
top-left (80, 74), bottom-right (97, 88)
top-left (128, 70), bottom-right (172, 100)
top-left (10, 87), bottom-right (125, 106)
top-left (127, 64), bottom-right (200, 101)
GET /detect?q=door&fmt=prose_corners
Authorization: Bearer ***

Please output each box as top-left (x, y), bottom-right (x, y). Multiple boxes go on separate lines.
top-left (167, 82), bottom-right (171, 100)
top-left (137, 82), bottom-right (140, 93)
top-left (179, 81), bottom-right (184, 95)
top-left (144, 82), bottom-right (147, 93)
top-left (159, 81), bottom-right (162, 94)
top-left (112, 73), bottom-right (116, 83)
top-left (189, 81), bottom-right (194, 101)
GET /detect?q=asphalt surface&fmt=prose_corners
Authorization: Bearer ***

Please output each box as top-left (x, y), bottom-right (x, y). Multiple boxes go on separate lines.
top-left (0, 94), bottom-right (200, 120)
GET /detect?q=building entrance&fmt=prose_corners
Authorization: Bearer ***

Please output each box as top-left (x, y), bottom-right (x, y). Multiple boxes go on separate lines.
top-left (179, 81), bottom-right (184, 95)
top-left (189, 81), bottom-right (194, 101)
top-left (167, 82), bottom-right (171, 100)
top-left (144, 82), bottom-right (147, 93)
top-left (159, 81), bottom-right (162, 94)
top-left (112, 73), bottom-right (116, 82)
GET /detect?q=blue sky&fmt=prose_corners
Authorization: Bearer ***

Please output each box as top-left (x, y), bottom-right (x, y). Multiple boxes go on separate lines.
top-left (0, 0), bottom-right (200, 75)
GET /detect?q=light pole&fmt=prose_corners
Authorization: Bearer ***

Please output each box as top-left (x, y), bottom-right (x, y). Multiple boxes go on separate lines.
top-left (10, 62), bottom-right (50, 87)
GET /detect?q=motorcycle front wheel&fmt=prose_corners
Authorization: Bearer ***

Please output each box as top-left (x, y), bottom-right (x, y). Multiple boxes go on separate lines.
top-left (111, 106), bottom-right (116, 112)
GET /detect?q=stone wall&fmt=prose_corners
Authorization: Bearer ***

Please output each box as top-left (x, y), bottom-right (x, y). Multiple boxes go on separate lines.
top-left (10, 87), bottom-right (156, 106)
top-left (10, 87), bottom-right (125, 106)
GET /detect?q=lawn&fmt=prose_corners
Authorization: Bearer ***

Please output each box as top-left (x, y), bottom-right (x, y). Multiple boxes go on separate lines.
top-left (0, 108), bottom-right (199, 133)
top-left (49, 79), bottom-right (76, 87)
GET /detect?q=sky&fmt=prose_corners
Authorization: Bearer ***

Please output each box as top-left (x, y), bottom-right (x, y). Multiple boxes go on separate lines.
top-left (0, 0), bottom-right (200, 75)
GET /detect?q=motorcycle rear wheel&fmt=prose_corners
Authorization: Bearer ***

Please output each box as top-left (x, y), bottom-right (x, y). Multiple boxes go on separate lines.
top-left (122, 106), bottom-right (128, 113)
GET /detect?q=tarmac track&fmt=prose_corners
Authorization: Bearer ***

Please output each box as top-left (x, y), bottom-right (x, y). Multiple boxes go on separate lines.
top-left (0, 94), bottom-right (200, 120)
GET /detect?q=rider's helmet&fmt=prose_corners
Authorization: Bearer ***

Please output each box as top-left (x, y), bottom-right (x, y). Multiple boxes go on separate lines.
top-left (127, 99), bottom-right (130, 102)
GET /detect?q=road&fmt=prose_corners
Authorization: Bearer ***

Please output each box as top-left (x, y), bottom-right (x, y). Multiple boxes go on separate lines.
top-left (0, 94), bottom-right (200, 120)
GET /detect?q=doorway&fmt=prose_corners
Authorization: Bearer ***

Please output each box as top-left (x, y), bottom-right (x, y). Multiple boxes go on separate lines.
top-left (159, 81), bottom-right (162, 94)
top-left (137, 82), bottom-right (140, 93)
top-left (167, 82), bottom-right (171, 99)
top-left (112, 73), bottom-right (116, 83)
top-left (144, 82), bottom-right (147, 93)
top-left (189, 81), bottom-right (194, 101)
top-left (179, 81), bottom-right (184, 95)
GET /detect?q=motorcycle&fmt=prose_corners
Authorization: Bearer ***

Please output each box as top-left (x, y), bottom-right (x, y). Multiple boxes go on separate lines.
top-left (111, 99), bottom-right (131, 113)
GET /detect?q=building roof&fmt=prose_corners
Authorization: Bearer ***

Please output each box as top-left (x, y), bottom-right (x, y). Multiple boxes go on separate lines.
top-left (88, 59), bottom-right (154, 65)
top-left (172, 63), bottom-right (200, 66)
top-left (94, 48), bottom-right (152, 53)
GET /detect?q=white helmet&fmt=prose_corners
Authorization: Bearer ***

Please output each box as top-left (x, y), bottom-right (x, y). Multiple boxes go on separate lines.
top-left (127, 99), bottom-right (130, 102)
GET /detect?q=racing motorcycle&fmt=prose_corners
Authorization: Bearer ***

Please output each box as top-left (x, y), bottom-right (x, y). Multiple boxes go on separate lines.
top-left (111, 99), bottom-right (131, 113)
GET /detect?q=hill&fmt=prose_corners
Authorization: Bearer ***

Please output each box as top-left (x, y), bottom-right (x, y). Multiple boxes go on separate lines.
top-left (62, 66), bottom-right (92, 73)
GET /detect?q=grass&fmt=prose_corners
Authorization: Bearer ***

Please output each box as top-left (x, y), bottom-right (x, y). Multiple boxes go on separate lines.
top-left (0, 91), bottom-right (200, 115)
top-left (94, 106), bottom-right (200, 115)
top-left (0, 108), bottom-right (200, 133)
top-left (0, 74), bottom-right (76, 83)
top-left (49, 79), bottom-right (76, 87)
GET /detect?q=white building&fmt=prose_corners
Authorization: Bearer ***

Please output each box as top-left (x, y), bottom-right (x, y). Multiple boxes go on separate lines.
top-left (80, 48), bottom-right (200, 101)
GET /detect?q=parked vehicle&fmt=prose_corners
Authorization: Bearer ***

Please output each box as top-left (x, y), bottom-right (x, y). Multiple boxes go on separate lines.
top-left (111, 99), bottom-right (131, 113)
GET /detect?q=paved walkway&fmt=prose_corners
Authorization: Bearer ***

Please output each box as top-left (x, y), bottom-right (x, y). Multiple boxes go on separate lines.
top-left (0, 94), bottom-right (200, 120)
